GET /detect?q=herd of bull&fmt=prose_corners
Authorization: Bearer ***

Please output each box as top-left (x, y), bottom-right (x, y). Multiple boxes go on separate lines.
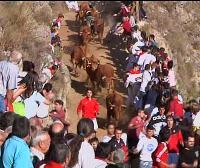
top-left (70, 2), bottom-right (124, 124)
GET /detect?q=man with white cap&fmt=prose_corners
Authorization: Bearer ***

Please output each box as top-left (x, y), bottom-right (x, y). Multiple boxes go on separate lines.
top-left (0, 50), bottom-right (22, 112)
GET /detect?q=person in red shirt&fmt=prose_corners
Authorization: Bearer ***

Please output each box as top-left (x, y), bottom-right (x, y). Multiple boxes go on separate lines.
top-left (77, 88), bottom-right (100, 131)
top-left (153, 129), bottom-right (176, 168)
top-left (169, 89), bottom-right (184, 121)
top-left (122, 17), bottom-right (132, 36)
top-left (127, 109), bottom-right (147, 149)
top-left (159, 115), bottom-right (184, 165)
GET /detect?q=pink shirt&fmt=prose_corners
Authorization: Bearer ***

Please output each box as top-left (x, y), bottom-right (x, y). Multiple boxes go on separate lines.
top-left (168, 69), bottom-right (176, 87)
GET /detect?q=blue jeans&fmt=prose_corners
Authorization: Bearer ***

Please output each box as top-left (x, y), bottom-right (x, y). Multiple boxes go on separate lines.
top-left (168, 153), bottom-right (179, 164)
top-left (139, 161), bottom-right (152, 168)
top-left (0, 94), bottom-right (5, 112)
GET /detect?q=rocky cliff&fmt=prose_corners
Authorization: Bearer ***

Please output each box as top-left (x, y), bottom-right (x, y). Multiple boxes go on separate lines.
top-left (141, 1), bottom-right (200, 100)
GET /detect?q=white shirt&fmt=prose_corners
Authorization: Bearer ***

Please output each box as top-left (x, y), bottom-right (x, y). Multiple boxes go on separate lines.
top-left (193, 111), bottom-right (200, 127)
top-left (136, 136), bottom-right (158, 161)
top-left (24, 91), bottom-right (45, 119)
top-left (0, 61), bottom-right (19, 96)
top-left (93, 159), bottom-right (107, 168)
top-left (36, 103), bottom-right (49, 118)
top-left (30, 147), bottom-right (45, 161)
top-left (102, 135), bottom-right (113, 143)
top-left (125, 73), bottom-right (142, 88)
top-left (73, 140), bottom-right (95, 168)
top-left (140, 70), bottom-right (152, 92)
top-left (131, 30), bottom-right (142, 41)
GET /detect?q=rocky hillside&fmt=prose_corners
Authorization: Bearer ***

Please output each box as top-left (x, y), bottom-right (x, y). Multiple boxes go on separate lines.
top-left (141, 1), bottom-right (200, 100)
top-left (0, 1), bottom-right (52, 72)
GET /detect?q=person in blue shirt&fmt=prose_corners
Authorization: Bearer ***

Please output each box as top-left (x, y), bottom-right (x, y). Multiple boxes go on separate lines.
top-left (0, 116), bottom-right (33, 168)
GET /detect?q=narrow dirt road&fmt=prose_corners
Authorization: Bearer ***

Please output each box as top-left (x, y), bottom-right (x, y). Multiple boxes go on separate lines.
top-left (58, 3), bottom-right (131, 139)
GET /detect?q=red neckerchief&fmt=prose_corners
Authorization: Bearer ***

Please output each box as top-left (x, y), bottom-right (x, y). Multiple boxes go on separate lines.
top-left (129, 69), bottom-right (141, 74)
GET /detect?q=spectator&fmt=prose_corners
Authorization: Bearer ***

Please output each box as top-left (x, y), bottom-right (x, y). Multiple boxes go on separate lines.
top-left (68, 118), bottom-right (95, 168)
top-left (89, 137), bottom-right (99, 152)
top-left (0, 112), bottom-right (18, 146)
top-left (149, 104), bottom-right (167, 138)
top-left (50, 99), bottom-right (70, 125)
top-left (159, 115), bottom-right (184, 165)
top-left (49, 120), bottom-right (65, 143)
top-left (178, 134), bottom-right (199, 168)
top-left (127, 109), bottom-right (146, 149)
top-left (152, 129), bottom-right (175, 168)
top-left (94, 142), bottom-right (112, 168)
top-left (31, 130), bottom-right (51, 167)
top-left (167, 60), bottom-right (176, 88)
top-left (52, 14), bottom-right (64, 29)
top-left (0, 50), bottom-right (22, 112)
top-left (44, 143), bottom-right (71, 168)
top-left (77, 88), bottom-right (100, 131)
top-left (102, 122), bottom-right (115, 143)
top-left (0, 116), bottom-right (33, 168)
top-left (133, 124), bottom-right (158, 168)
top-left (109, 127), bottom-right (129, 164)
top-left (169, 89), bottom-right (184, 122)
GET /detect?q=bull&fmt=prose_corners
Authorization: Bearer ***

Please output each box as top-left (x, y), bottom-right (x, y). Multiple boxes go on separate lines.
top-left (70, 45), bottom-right (87, 77)
top-left (106, 90), bottom-right (124, 123)
top-left (86, 56), bottom-right (115, 93)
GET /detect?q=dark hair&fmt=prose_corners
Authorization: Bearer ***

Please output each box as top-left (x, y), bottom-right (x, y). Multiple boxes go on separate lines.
top-left (95, 142), bottom-right (111, 159)
top-left (171, 89), bottom-right (178, 97)
top-left (146, 124), bottom-right (155, 131)
top-left (89, 137), bottom-right (99, 144)
top-left (54, 99), bottom-right (64, 106)
top-left (43, 83), bottom-right (53, 93)
top-left (106, 122), bottom-right (116, 129)
top-left (12, 116), bottom-right (30, 138)
top-left (149, 34), bottom-right (155, 40)
top-left (68, 135), bottom-right (83, 167)
top-left (115, 126), bottom-right (123, 132)
top-left (159, 129), bottom-right (170, 142)
top-left (22, 61), bottom-right (35, 72)
top-left (0, 112), bottom-right (18, 130)
top-left (58, 13), bottom-right (64, 18)
top-left (49, 124), bottom-right (65, 143)
top-left (141, 46), bottom-right (148, 52)
top-left (106, 165), bottom-right (119, 168)
top-left (77, 118), bottom-right (94, 138)
top-left (49, 143), bottom-right (70, 164)
top-left (144, 64), bottom-right (151, 70)
top-left (167, 60), bottom-right (173, 70)
top-left (18, 71), bottom-right (40, 99)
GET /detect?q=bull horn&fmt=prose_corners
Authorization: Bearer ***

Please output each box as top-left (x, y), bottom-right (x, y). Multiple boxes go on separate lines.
top-left (102, 76), bottom-right (106, 80)
top-left (121, 105), bottom-right (126, 108)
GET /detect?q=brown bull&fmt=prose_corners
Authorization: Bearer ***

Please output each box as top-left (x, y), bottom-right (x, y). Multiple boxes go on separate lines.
top-left (70, 45), bottom-right (87, 77)
top-left (75, 2), bottom-right (90, 24)
top-left (106, 91), bottom-right (124, 123)
top-left (79, 24), bottom-right (91, 45)
top-left (94, 17), bottom-right (104, 44)
top-left (86, 57), bottom-right (115, 93)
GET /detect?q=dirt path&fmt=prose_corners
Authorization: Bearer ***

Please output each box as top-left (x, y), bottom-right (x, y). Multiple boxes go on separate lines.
top-left (58, 3), bottom-right (132, 140)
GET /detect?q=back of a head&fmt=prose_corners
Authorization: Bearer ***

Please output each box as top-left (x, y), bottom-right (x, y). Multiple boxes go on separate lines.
top-left (22, 60), bottom-right (35, 72)
top-left (0, 112), bottom-right (18, 131)
top-left (49, 121), bottom-right (64, 142)
top-left (77, 118), bottom-right (94, 138)
top-left (49, 143), bottom-right (70, 164)
top-left (113, 148), bottom-right (125, 164)
top-left (12, 116), bottom-right (30, 139)
top-left (95, 142), bottom-right (111, 159)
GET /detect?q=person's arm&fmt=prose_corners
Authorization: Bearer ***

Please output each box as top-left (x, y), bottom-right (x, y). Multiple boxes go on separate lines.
top-left (181, 162), bottom-right (195, 168)
top-left (133, 138), bottom-right (144, 154)
top-left (94, 99), bottom-right (100, 115)
top-left (77, 100), bottom-right (83, 119)
top-left (12, 85), bottom-right (26, 102)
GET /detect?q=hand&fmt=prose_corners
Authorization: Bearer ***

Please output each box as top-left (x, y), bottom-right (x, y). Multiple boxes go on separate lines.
top-left (193, 160), bottom-right (198, 168)
top-left (113, 14), bottom-right (117, 16)
top-left (168, 164), bottom-right (176, 168)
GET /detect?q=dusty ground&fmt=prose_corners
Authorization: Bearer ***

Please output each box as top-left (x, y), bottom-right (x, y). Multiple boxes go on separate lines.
top-left (55, 2), bottom-right (134, 140)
